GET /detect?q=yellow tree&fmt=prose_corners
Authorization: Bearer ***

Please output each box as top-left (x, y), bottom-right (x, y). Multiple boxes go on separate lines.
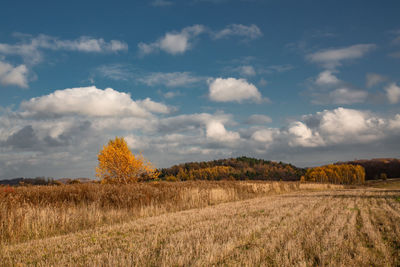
top-left (96, 137), bottom-right (159, 184)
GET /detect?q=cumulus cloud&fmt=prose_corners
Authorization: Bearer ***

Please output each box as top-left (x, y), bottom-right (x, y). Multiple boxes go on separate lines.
top-left (206, 121), bottom-right (240, 143)
top-left (288, 122), bottom-right (324, 147)
top-left (251, 129), bottom-right (276, 144)
top-left (138, 25), bottom-right (205, 55)
top-left (307, 44), bottom-right (376, 69)
top-left (2, 96), bottom-right (400, 179)
top-left (385, 83), bottom-right (400, 104)
top-left (213, 24), bottom-right (262, 40)
top-left (301, 107), bottom-right (385, 145)
top-left (138, 72), bottom-right (204, 87)
top-left (20, 86), bottom-right (170, 118)
top-left (366, 73), bottom-right (387, 88)
top-left (0, 60), bottom-right (28, 88)
top-left (208, 77), bottom-right (263, 103)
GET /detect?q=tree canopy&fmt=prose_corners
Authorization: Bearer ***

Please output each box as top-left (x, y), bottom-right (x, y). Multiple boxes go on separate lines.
top-left (96, 137), bottom-right (158, 184)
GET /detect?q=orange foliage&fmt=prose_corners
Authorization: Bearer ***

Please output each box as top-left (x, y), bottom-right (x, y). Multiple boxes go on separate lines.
top-left (96, 137), bottom-right (159, 184)
top-left (304, 164), bottom-right (365, 184)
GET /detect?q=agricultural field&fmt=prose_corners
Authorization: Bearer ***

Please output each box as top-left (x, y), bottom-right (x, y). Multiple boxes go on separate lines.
top-left (0, 180), bottom-right (399, 266)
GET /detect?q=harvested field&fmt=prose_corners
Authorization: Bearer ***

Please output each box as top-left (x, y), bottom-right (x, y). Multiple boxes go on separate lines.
top-left (1, 186), bottom-right (399, 266)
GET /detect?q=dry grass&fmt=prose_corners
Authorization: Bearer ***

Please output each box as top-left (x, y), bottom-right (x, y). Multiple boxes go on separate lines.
top-left (1, 187), bottom-right (399, 266)
top-left (0, 181), bottom-right (307, 245)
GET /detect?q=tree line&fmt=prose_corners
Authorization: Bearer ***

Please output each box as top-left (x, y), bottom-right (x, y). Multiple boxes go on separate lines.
top-left (159, 156), bottom-right (305, 181)
top-left (303, 164), bottom-right (365, 184)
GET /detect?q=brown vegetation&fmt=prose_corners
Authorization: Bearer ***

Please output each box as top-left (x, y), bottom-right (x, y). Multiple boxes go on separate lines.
top-left (0, 181), bottom-right (311, 245)
top-left (1, 186), bottom-right (399, 266)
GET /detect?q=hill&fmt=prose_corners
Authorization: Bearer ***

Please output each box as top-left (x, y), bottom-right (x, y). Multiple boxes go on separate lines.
top-left (159, 156), bottom-right (305, 181)
top-left (336, 158), bottom-right (400, 180)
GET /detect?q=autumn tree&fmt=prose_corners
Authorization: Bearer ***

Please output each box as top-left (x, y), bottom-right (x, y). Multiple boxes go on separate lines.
top-left (96, 137), bottom-right (159, 184)
top-left (304, 164), bottom-right (365, 184)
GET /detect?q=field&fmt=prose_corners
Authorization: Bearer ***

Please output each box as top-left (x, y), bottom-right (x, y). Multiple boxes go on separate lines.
top-left (0, 180), bottom-right (399, 266)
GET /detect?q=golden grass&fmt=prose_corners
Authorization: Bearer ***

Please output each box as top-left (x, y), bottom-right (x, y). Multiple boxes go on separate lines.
top-left (1, 187), bottom-right (399, 266)
top-left (0, 181), bottom-right (307, 245)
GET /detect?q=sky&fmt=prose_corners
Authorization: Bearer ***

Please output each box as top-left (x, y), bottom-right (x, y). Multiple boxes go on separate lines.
top-left (0, 0), bottom-right (400, 179)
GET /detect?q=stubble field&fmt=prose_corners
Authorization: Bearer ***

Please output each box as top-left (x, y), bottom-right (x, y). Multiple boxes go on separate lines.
top-left (0, 180), bottom-right (399, 266)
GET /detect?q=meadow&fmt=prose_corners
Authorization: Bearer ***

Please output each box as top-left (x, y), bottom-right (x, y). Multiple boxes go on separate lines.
top-left (0, 180), bottom-right (399, 266)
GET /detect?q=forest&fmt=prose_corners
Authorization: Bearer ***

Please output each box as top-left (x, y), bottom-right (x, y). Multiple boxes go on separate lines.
top-left (158, 156), bottom-right (305, 181)
top-left (336, 158), bottom-right (400, 180)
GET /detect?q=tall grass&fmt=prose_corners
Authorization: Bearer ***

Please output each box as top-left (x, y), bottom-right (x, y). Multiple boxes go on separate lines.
top-left (0, 181), bottom-right (326, 245)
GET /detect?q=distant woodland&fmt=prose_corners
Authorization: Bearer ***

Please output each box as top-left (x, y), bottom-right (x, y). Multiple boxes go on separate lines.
top-left (337, 158), bottom-right (400, 180)
top-left (159, 157), bottom-right (305, 181)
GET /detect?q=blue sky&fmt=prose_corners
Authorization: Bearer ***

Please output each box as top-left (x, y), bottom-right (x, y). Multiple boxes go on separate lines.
top-left (0, 0), bottom-right (400, 179)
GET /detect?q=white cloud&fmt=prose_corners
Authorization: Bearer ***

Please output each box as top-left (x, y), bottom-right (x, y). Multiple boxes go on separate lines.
top-left (288, 122), bottom-right (324, 147)
top-left (138, 25), bottom-right (205, 55)
top-left (246, 114), bottom-right (272, 125)
top-left (138, 72), bottom-right (204, 87)
top-left (213, 24), bottom-right (262, 40)
top-left (2, 96), bottom-right (400, 179)
top-left (328, 87), bottom-right (368, 105)
top-left (315, 70), bottom-right (340, 85)
top-left (0, 60), bottom-right (28, 88)
top-left (385, 83), bottom-right (400, 104)
top-left (208, 77), bottom-right (263, 103)
top-left (308, 107), bottom-right (384, 144)
top-left (137, 98), bottom-right (171, 114)
top-left (366, 73), bottom-right (387, 88)
top-left (307, 44), bottom-right (376, 69)
top-left (251, 129), bottom-right (275, 144)
top-left (206, 121), bottom-right (240, 143)
top-left (20, 86), bottom-right (170, 118)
